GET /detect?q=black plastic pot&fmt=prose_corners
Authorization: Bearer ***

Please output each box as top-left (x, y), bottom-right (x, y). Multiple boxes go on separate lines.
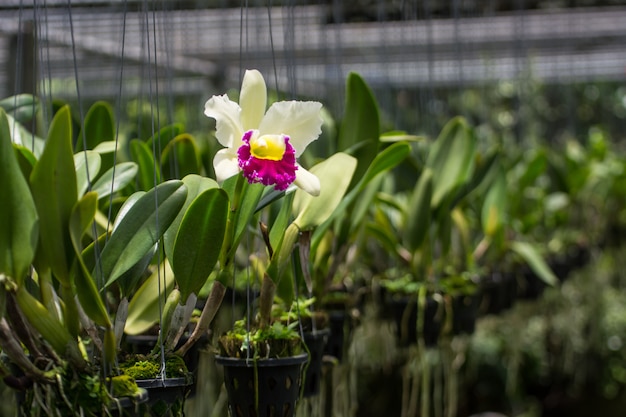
top-left (323, 311), bottom-right (346, 361)
top-left (302, 329), bottom-right (330, 397)
top-left (452, 293), bottom-right (480, 336)
top-left (479, 271), bottom-right (517, 315)
top-left (108, 388), bottom-right (150, 417)
top-left (389, 296), bottom-right (442, 347)
top-left (135, 373), bottom-right (194, 417)
top-left (215, 353), bottom-right (308, 417)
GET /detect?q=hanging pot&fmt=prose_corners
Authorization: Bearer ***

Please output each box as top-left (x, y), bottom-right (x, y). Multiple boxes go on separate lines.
top-left (389, 295), bottom-right (442, 347)
top-left (451, 293), bottom-right (480, 336)
top-left (479, 271), bottom-right (517, 315)
top-left (107, 388), bottom-right (150, 417)
top-left (215, 353), bottom-right (308, 417)
top-left (302, 328), bottom-right (330, 397)
top-left (323, 311), bottom-right (346, 361)
top-left (135, 373), bottom-right (194, 417)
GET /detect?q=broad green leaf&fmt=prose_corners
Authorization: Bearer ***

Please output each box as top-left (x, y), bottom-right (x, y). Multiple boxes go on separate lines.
top-left (90, 161), bottom-right (138, 200)
top-left (76, 101), bottom-right (115, 152)
top-left (293, 153), bottom-right (357, 231)
top-left (130, 139), bottom-right (160, 191)
top-left (517, 149), bottom-right (547, 192)
top-left (13, 144), bottom-right (37, 179)
top-left (338, 72), bottom-right (380, 190)
top-left (146, 123), bottom-right (184, 160)
top-left (107, 192), bottom-right (155, 297)
top-left (380, 131), bottom-right (424, 142)
top-left (74, 151), bottom-right (102, 197)
top-left (360, 142), bottom-right (411, 190)
top-left (310, 142), bottom-right (410, 252)
top-left (15, 287), bottom-right (75, 357)
top-left (404, 168), bottom-right (433, 252)
top-left (161, 133), bottom-right (201, 180)
top-left (426, 117), bottom-right (476, 208)
top-left (269, 192), bottom-right (295, 253)
top-left (125, 261), bottom-right (175, 335)
top-left (99, 180), bottom-right (187, 288)
top-left (92, 141), bottom-right (118, 154)
top-left (0, 109), bottom-right (39, 284)
top-left (0, 94), bottom-right (38, 123)
top-left (511, 241), bottom-right (557, 286)
top-left (171, 188), bottom-right (229, 303)
top-left (30, 106), bottom-right (78, 285)
top-left (69, 192), bottom-right (112, 327)
top-left (5, 111), bottom-right (45, 159)
top-left (222, 175), bottom-right (264, 261)
top-left (164, 174), bottom-right (219, 263)
top-left (482, 169), bottom-right (507, 237)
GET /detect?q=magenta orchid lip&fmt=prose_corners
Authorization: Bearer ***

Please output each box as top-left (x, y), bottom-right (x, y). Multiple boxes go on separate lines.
top-left (237, 130), bottom-right (297, 191)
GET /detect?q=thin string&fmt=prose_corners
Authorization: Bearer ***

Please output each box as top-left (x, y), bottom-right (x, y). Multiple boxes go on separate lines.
top-left (36, 0), bottom-right (52, 130)
top-left (141, 0), bottom-right (166, 380)
top-left (106, 0), bottom-right (128, 241)
top-left (11, 0), bottom-right (24, 140)
top-left (266, 0), bottom-right (280, 98)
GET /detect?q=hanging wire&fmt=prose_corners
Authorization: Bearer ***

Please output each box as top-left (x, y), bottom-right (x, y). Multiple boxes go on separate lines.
top-left (11, 0), bottom-right (24, 141)
top-left (105, 0), bottom-right (128, 241)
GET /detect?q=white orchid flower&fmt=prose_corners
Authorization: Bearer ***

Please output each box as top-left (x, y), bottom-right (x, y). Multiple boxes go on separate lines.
top-left (204, 69), bottom-right (323, 196)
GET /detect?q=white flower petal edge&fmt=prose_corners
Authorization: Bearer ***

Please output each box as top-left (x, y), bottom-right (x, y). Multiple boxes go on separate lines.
top-left (204, 94), bottom-right (243, 149)
top-left (258, 101), bottom-right (323, 157)
top-left (293, 165), bottom-right (321, 197)
top-left (239, 70), bottom-right (267, 131)
top-left (213, 149), bottom-right (241, 183)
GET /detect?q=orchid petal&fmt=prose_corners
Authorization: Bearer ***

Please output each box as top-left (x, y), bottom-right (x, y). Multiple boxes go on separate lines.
top-left (293, 165), bottom-right (321, 196)
top-left (213, 148), bottom-right (240, 183)
top-left (240, 70), bottom-right (267, 131)
top-left (259, 101), bottom-right (323, 157)
top-left (204, 94), bottom-right (243, 149)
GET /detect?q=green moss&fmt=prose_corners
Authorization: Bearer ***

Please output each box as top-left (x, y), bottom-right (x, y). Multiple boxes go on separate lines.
top-left (120, 354), bottom-right (188, 380)
top-left (109, 374), bottom-right (140, 398)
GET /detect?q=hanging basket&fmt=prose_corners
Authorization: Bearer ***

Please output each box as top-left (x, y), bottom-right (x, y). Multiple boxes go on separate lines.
top-left (302, 329), bottom-right (330, 397)
top-left (323, 311), bottom-right (346, 361)
top-left (389, 296), bottom-right (442, 347)
top-left (135, 373), bottom-right (194, 417)
top-left (215, 353), bottom-right (308, 417)
top-left (108, 388), bottom-right (150, 417)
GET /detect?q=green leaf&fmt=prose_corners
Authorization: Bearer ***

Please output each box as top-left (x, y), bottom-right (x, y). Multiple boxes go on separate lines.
top-left (0, 109), bottom-right (39, 284)
top-left (125, 261), bottom-right (175, 336)
top-left (426, 117), bottom-right (476, 209)
top-left (510, 241), bottom-right (557, 286)
top-left (30, 106), bottom-right (78, 285)
top-left (69, 192), bottom-right (112, 327)
top-left (164, 174), bottom-right (220, 262)
top-left (380, 131), bottom-right (424, 143)
top-left (146, 123), bottom-right (184, 160)
top-left (161, 133), bottom-right (201, 180)
top-left (404, 168), bottom-right (433, 252)
top-left (99, 180), bottom-right (187, 288)
top-left (90, 161), bottom-right (138, 200)
top-left (130, 139), bottom-right (160, 191)
top-left (293, 153), bottom-right (357, 231)
top-left (0, 94), bottom-right (38, 123)
top-left (222, 175), bottom-right (264, 261)
top-left (76, 101), bottom-right (115, 152)
top-left (482, 169), bottom-right (507, 237)
top-left (309, 142), bottom-right (410, 252)
top-left (74, 151), bottom-right (102, 197)
top-left (338, 72), bottom-right (380, 190)
top-left (171, 188), bottom-right (229, 303)
top-left (15, 287), bottom-right (75, 357)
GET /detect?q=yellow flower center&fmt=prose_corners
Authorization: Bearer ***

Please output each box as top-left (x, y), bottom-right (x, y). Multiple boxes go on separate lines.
top-left (249, 133), bottom-right (286, 161)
